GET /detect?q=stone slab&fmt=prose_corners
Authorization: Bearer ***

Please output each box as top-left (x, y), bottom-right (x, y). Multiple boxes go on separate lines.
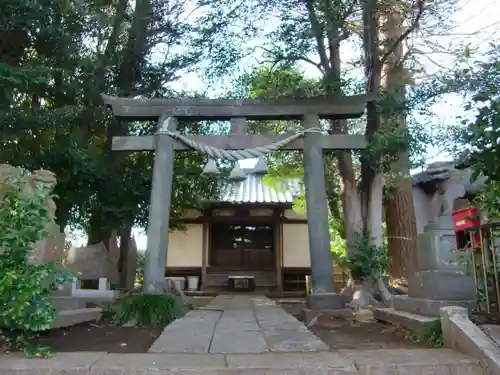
top-left (210, 330), bottom-right (269, 354)
top-left (263, 329), bottom-right (329, 352)
top-left (50, 296), bottom-right (87, 311)
top-left (307, 292), bottom-right (345, 310)
top-left (226, 352), bottom-right (357, 370)
top-left (393, 295), bottom-right (475, 317)
top-left (216, 318), bottom-right (261, 331)
top-left (179, 310), bottom-right (222, 322)
top-left (220, 310), bottom-right (256, 321)
top-left (373, 307), bottom-right (439, 331)
top-left (148, 326), bottom-right (216, 353)
top-left (408, 270), bottom-right (475, 300)
top-left (148, 311), bottom-right (222, 353)
top-left (207, 295), bottom-right (262, 310)
top-left (260, 320), bottom-right (310, 332)
top-left (0, 349), bottom-right (483, 375)
top-left (339, 348), bottom-right (482, 375)
top-left (0, 352), bottom-right (106, 375)
top-left (92, 353), bottom-right (226, 370)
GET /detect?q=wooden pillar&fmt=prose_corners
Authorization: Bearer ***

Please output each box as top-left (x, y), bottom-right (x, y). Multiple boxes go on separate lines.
top-left (201, 221), bottom-right (209, 290)
top-left (143, 116), bottom-right (177, 293)
top-left (274, 213), bottom-right (283, 295)
top-left (302, 114), bottom-right (336, 295)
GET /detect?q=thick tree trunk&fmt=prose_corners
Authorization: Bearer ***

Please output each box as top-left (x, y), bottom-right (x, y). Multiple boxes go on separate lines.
top-left (118, 225), bottom-right (137, 290)
top-left (366, 174), bottom-right (384, 246)
top-left (382, 3), bottom-right (418, 281)
top-left (385, 168), bottom-right (417, 280)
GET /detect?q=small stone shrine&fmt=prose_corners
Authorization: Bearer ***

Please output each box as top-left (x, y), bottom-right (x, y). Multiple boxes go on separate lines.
top-left (65, 241), bottom-right (120, 285)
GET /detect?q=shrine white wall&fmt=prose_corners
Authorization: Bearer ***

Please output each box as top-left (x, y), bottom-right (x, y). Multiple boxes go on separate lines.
top-left (282, 223), bottom-right (311, 267)
top-left (165, 224), bottom-right (203, 267)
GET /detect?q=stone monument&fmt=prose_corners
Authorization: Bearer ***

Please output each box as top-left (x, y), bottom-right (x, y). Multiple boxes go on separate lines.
top-left (65, 241), bottom-right (120, 284)
top-left (393, 166), bottom-right (476, 317)
top-left (29, 169), bottom-right (66, 264)
top-left (0, 164), bottom-right (66, 264)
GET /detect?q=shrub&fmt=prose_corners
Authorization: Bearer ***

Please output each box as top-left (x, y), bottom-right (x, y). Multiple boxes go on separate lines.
top-left (334, 232), bottom-right (389, 281)
top-left (135, 250), bottom-right (145, 287)
top-left (0, 169), bottom-right (73, 356)
top-left (117, 293), bottom-right (186, 327)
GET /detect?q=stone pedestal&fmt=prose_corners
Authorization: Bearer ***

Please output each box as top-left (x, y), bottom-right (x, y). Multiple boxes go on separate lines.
top-left (394, 217), bottom-right (476, 317)
top-left (307, 292), bottom-right (345, 310)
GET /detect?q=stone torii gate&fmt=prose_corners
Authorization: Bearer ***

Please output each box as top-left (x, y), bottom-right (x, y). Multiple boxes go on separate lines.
top-left (102, 94), bottom-right (369, 310)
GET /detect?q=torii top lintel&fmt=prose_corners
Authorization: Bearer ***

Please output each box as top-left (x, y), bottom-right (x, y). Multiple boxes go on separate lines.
top-left (101, 94), bottom-right (373, 121)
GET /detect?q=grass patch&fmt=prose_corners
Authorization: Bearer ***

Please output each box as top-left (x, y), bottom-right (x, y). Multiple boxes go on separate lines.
top-left (103, 293), bottom-right (186, 327)
top-left (410, 320), bottom-right (444, 347)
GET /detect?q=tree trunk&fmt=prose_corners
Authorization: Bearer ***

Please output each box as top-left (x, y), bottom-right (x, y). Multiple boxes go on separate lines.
top-left (382, 3), bottom-right (418, 281)
top-left (118, 225), bottom-right (137, 290)
top-left (385, 169), bottom-right (417, 280)
top-left (366, 174), bottom-right (384, 247)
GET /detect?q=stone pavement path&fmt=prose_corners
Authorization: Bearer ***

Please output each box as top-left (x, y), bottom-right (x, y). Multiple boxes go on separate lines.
top-left (0, 295), bottom-right (486, 375)
top-left (148, 294), bottom-right (329, 354)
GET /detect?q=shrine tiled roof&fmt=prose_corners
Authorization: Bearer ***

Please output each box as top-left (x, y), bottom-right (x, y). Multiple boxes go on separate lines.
top-left (218, 173), bottom-right (302, 204)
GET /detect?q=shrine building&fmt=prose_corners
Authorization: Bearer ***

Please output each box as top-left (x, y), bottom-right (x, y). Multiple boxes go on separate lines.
top-left (163, 165), bottom-right (344, 294)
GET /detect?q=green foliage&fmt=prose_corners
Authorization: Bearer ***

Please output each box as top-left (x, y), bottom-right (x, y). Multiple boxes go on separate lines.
top-left (411, 320), bottom-right (444, 347)
top-left (1, 0), bottom-right (230, 240)
top-left (116, 293), bottom-right (186, 327)
top-left (0, 170), bottom-right (73, 356)
top-left (335, 233), bottom-right (389, 280)
top-left (474, 181), bottom-right (500, 221)
top-left (439, 45), bottom-right (500, 219)
top-left (421, 44), bottom-right (500, 173)
top-left (135, 251), bottom-right (146, 287)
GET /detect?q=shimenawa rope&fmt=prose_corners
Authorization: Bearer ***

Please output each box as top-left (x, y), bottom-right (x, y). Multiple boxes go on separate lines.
top-left (165, 127), bottom-right (322, 160)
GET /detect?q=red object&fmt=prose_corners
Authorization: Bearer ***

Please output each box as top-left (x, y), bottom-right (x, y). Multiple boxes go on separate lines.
top-left (452, 207), bottom-right (481, 251)
top-left (452, 207), bottom-right (480, 231)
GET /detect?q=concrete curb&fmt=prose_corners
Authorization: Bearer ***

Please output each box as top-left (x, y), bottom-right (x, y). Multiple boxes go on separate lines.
top-left (0, 349), bottom-right (481, 375)
top-left (441, 306), bottom-right (500, 375)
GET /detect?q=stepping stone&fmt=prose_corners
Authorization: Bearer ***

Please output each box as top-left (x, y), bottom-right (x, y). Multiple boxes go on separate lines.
top-left (210, 330), bottom-right (269, 354)
top-left (263, 329), bottom-right (330, 352)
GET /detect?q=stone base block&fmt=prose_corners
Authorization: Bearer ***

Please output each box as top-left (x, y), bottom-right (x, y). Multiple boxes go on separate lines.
top-left (50, 307), bottom-right (102, 329)
top-left (306, 292), bottom-right (345, 311)
top-left (373, 307), bottom-right (439, 331)
top-left (393, 295), bottom-right (475, 317)
top-left (408, 270), bottom-right (475, 300)
top-left (50, 296), bottom-right (87, 311)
